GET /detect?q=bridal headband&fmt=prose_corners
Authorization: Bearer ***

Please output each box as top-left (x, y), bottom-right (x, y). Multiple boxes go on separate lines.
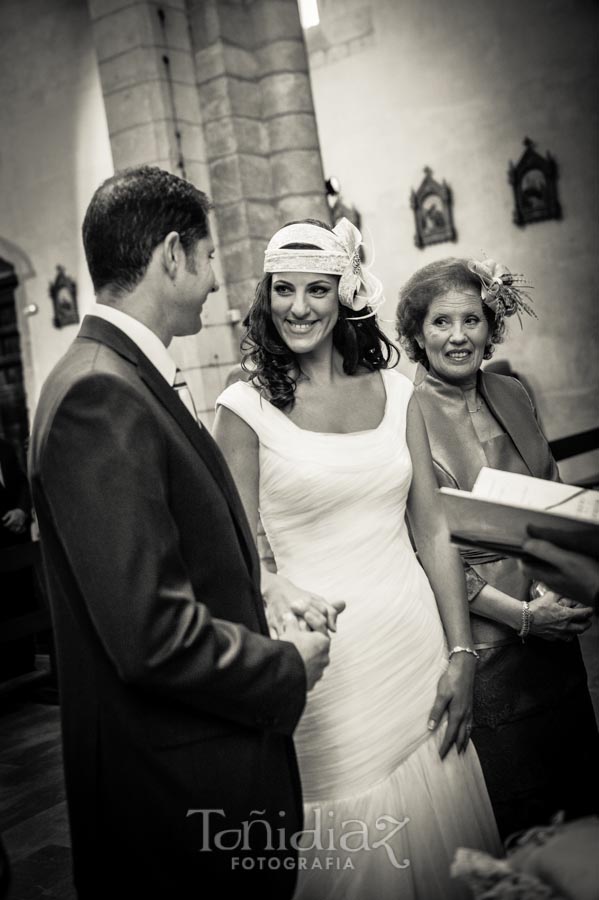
top-left (263, 218), bottom-right (385, 320)
top-left (468, 258), bottom-right (536, 325)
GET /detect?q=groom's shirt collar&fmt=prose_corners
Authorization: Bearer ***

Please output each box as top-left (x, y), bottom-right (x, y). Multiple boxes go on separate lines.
top-left (89, 302), bottom-right (177, 387)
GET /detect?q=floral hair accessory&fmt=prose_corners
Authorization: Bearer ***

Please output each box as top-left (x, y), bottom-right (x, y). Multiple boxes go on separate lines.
top-left (468, 258), bottom-right (536, 326)
top-left (263, 217), bottom-right (385, 320)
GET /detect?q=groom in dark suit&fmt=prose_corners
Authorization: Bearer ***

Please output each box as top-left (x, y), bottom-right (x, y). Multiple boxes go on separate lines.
top-left (29, 166), bottom-right (330, 899)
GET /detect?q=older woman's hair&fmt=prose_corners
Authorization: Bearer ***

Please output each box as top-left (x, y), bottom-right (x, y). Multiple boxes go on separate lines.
top-left (242, 219), bottom-right (398, 409)
top-left (396, 258), bottom-right (505, 367)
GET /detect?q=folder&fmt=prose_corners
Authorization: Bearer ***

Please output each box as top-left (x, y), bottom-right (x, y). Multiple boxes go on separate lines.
top-left (439, 467), bottom-right (599, 562)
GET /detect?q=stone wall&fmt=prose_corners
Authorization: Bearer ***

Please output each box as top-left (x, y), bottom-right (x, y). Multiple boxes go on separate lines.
top-left (0, 0), bottom-right (113, 412)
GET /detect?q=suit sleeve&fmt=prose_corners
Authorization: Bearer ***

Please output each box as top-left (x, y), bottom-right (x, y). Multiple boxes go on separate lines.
top-left (38, 374), bottom-right (306, 734)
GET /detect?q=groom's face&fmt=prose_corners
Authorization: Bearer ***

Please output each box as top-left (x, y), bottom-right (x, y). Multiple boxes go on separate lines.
top-left (172, 233), bottom-right (219, 336)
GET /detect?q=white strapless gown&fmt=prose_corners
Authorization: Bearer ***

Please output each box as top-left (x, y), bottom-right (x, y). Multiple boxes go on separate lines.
top-left (217, 370), bottom-right (501, 899)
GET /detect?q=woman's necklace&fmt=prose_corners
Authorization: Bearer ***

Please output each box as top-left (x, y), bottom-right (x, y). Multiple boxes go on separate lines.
top-left (464, 390), bottom-right (484, 414)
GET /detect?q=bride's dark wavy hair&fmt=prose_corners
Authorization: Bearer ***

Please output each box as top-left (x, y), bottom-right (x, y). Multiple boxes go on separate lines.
top-left (241, 219), bottom-right (399, 409)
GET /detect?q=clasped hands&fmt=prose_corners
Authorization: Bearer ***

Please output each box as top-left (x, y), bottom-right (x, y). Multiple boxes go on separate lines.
top-left (263, 572), bottom-right (345, 639)
top-left (262, 572), bottom-right (345, 692)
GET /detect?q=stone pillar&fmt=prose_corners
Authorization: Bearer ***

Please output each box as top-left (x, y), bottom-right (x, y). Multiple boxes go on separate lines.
top-left (188, 0), bottom-right (275, 320)
top-left (87, 0), bottom-right (239, 427)
top-left (254, 0), bottom-right (329, 224)
top-left (188, 0), bottom-right (329, 322)
top-left (88, 0), bottom-right (205, 177)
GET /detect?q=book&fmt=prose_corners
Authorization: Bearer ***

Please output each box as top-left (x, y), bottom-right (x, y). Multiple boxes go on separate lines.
top-left (439, 468), bottom-right (599, 562)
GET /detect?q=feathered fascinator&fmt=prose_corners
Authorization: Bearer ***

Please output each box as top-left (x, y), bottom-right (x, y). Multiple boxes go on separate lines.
top-left (264, 218), bottom-right (385, 320)
top-left (468, 258), bottom-right (536, 326)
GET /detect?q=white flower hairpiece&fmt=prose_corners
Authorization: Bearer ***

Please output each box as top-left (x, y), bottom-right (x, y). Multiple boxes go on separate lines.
top-left (263, 217), bottom-right (385, 320)
top-left (468, 258), bottom-right (536, 326)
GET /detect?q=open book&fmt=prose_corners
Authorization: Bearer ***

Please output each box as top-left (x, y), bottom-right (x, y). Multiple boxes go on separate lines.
top-left (439, 467), bottom-right (599, 561)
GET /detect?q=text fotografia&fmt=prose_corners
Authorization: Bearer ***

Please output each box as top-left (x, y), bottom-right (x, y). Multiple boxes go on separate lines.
top-left (186, 808), bottom-right (411, 869)
top-left (233, 855), bottom-right (354, 871)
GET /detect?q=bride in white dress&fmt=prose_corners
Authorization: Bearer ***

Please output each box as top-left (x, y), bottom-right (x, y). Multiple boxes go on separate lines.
top-left (214, 218), bottom-right (501, 898)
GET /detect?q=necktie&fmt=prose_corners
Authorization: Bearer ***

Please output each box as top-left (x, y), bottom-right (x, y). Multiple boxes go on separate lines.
top-left (173, 369), bottom-right (200, 425)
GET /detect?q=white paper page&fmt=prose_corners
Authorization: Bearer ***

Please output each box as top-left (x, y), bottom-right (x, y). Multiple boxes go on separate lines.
top-left (471, 467), bottom-right (599, 523)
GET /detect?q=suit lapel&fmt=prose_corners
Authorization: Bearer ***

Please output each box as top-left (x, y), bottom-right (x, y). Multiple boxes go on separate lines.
top-left (138, 358), bottom-right (261, 585)
top-left (78, 316), bottom-right (261, 590)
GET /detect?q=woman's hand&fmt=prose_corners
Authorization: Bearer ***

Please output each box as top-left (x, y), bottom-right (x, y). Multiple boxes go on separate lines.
top-left (528, 590), bottom-right (593, 641)
top-left (428, 653), bottom-right (476, 759)
top-left (263, 572), bottom-right (345, 638)
top-left (2, 508), bottom-right (28, 534)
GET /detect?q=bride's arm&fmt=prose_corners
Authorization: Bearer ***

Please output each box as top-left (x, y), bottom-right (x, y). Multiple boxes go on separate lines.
top-left (213, 405), bottom-right (261, 536)
top-left (213, 406), bottom-right (343, 636)
top-left (405, 396), bottom-right (476, 758)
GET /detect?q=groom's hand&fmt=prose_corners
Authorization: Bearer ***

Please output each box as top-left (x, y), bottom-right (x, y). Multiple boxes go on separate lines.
top-left (280, 617), bottom-right (331, 691)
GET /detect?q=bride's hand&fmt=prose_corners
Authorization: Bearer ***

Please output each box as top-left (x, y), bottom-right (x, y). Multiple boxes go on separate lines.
top-left (262, 572), bottom-right (345, 638)
top-left (427, 653), bottom-right (476, 759)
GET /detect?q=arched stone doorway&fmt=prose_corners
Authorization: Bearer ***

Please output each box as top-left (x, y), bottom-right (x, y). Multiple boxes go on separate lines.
top-left (0, 257), bottom-right (29, 466)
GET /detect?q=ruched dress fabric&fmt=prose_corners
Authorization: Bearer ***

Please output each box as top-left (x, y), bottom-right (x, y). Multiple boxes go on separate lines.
top-left (216, 369), bottom-right (501, 899)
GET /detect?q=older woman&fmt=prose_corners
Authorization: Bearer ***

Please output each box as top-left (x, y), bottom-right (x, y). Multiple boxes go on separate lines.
top-left (396, 257), bottom-right (599, 840)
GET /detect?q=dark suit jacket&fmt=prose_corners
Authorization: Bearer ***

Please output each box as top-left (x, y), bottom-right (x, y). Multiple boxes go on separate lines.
top-left (28, 316), bottom-right (306, 899)
top-left (0, 438), bottom-right (31, 547)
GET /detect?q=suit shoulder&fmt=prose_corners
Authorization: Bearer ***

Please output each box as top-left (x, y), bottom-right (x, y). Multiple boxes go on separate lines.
top-left (31, 348), bottom-right (154, 467)
top-left (482, 371), bottom-right (533, 403)
top-left (39, 340), bottom-right (143, 408)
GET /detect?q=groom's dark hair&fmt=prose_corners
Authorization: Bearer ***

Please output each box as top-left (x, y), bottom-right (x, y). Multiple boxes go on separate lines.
top-left (82, 165), bottom-right (212, 296)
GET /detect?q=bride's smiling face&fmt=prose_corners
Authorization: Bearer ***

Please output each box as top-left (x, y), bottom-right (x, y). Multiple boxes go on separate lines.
top-left (270, 271), bottom-right (340, 355)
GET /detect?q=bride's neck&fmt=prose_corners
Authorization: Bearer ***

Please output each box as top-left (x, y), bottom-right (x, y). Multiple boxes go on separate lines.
top-left (298, 344), bottom-right (341, 385)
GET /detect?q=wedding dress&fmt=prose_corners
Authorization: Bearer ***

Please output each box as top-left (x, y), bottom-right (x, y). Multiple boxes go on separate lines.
top-left (217, 368), bottom-right (501, 899)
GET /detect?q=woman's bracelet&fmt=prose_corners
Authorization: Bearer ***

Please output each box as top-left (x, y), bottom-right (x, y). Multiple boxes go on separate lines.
top-left (448, 645), bottom-right (480, 662)
top-left (518, 601), bottom-right (533, 642)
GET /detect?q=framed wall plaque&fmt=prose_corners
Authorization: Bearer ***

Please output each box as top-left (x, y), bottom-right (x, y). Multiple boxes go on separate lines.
top-left (49, 265), bottom-right (79, 328)
top-left (411, 167), bottom-right (457, 249)
top-left (508, 138), bottom-right (561, 227)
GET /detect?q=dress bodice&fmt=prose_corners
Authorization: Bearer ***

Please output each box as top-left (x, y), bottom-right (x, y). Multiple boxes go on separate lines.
top-left (217, 369), bottom-right (415, 593)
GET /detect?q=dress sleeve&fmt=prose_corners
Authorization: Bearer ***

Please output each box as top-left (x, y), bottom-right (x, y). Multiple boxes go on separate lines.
top-left (217, 381), bottom-right (267, 434)
top-left (464, 564), bottom-right (486, 602)
top-left (216, 381), bottom-right (285, 450)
